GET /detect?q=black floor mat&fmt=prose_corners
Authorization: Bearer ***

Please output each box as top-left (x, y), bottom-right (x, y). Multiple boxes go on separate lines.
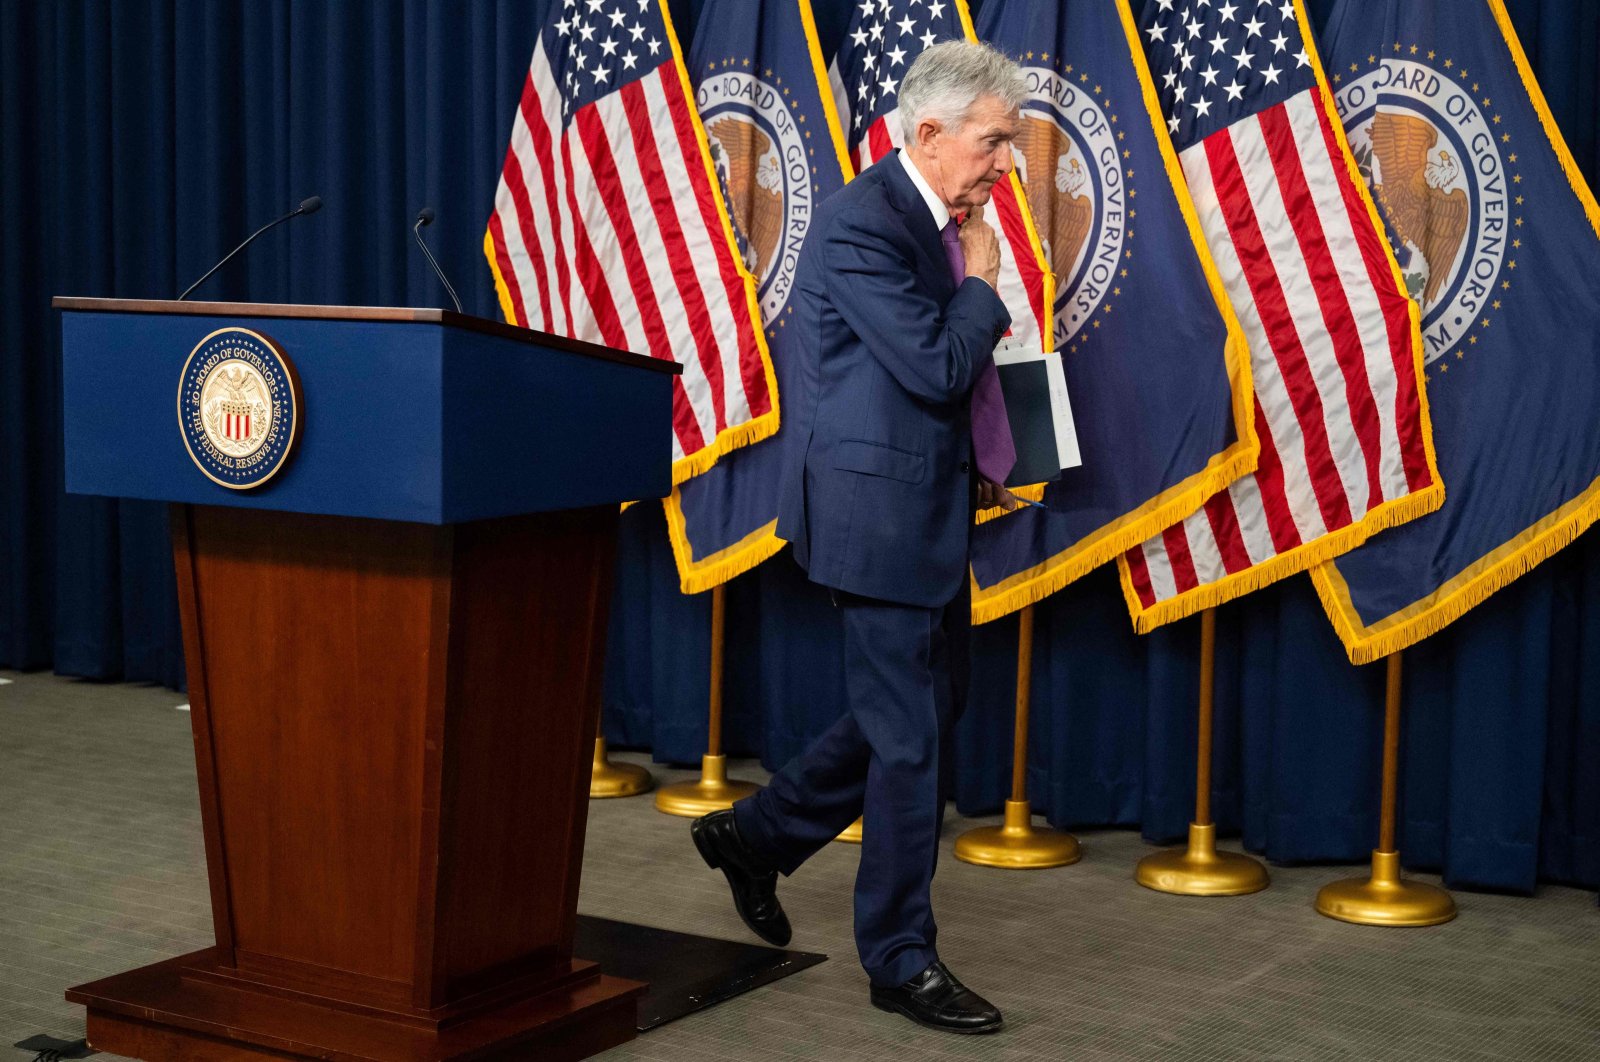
top-left (575, 916), bottom-right (827, 1030)
top-left (12, 1037), bottom-right (94, 1060)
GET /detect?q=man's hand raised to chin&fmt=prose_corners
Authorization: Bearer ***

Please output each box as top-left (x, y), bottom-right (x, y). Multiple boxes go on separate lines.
top-left (958, 204), bottom-right (1002, 291)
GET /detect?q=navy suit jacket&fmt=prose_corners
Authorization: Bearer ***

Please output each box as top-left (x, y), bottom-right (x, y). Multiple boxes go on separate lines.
top-left (776, 153), bottom-right (1012, 608)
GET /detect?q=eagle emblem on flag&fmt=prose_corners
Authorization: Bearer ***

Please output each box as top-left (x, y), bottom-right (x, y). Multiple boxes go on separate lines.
top-left (1336, 54), bottom-right (1513, 366)
top-left (1012, 119), bottom-right (1093, 298)
top-left (706, 116), bottom-right (786, 284)
top-left (1368, 113), bottom-right (1471, 306)
top-left (1006, 63), bottom-right (1131, 354)
top-left (695, 62), bottom-right (815, 323)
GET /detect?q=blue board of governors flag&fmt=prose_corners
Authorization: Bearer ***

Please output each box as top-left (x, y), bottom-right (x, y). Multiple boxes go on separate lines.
top-left (1312, 0), bottom-right (1600, 663)
top-left (966, 0), bottom-right (1258, 624)
top-left (667, 0), bottom-right (852, 591)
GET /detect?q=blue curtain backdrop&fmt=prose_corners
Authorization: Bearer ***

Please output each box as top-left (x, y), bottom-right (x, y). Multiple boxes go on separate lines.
top-left (3, 0), bottom-right (1596, 895)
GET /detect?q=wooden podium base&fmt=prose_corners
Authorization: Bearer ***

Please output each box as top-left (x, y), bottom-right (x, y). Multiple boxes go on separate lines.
top-left (61, 504), bottom-right (646, 1061)
top-left (69, 949), bottom-right (642, 1061)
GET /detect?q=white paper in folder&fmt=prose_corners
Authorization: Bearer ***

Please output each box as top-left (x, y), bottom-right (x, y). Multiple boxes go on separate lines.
top-left (990, 337), bottom-right (1081, 487)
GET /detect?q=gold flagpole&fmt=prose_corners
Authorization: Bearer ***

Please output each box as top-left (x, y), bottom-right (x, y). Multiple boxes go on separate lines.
top-left (655, 584), bottom-right (761, 816)
top-left (1135, 608), bottom-right (1269, 895)
top-left (953, 606), bottom-right (1081, 868)
top-left (1315, 650), bottom-right (1455, 925)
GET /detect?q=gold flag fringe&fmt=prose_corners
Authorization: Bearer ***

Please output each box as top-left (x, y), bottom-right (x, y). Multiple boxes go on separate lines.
top-left (1314, 478), bottom-right (1600, 664)
top-left (1122, 475), bottom-right (1445, 635)
top-left (972, 433), bottom-right (1258, 625)
top-left (663, 490), bottom-right (787, 595)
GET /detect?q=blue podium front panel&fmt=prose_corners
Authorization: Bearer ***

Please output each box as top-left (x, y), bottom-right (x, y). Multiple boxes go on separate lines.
top-left (61, 308), bottom-right (673, 523)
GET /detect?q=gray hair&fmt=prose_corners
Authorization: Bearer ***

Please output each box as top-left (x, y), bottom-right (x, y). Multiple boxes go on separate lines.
top-left (897, 40), bottom-right (1028, 144)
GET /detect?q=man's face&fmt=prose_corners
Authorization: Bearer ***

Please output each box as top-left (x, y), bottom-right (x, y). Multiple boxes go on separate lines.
top-left (919, 94), bottom-right (1021, 212)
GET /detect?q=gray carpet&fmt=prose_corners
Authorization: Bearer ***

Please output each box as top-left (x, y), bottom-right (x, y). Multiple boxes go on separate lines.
top-left (2, 669), bottom-right (1597, 1060)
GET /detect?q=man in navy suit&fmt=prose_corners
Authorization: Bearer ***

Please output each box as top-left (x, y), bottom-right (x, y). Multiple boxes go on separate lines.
top-left (692, 41), bottom-right (1027, 1034)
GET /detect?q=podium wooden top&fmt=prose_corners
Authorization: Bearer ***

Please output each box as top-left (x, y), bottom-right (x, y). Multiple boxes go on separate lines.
top-left (51, 296), bottom-right (681, 376)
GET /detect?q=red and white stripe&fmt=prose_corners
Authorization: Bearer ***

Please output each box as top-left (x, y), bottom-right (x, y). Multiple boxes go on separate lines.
top-left (828, 60), bottom-right (854, 168)
top-left (858, 112), bottom-right (899, 171)
top-left (1122, 89), bottom-right (1432, 619)
top-left (987, 172), bottom-right (1050, 349)
top-left (487, 41), bottom-right (771, 473)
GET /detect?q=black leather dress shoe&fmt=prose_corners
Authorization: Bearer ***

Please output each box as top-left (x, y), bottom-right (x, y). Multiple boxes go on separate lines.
top-left (869, 961), bottom-right (1003, 1034)
top-left (690, 809), bottom-right (792, 947)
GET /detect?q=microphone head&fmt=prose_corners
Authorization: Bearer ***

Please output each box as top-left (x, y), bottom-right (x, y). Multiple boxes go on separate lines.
top-left (298, 196), bottom-right (323, 215)
top-left (416, 207), bottom-right (436, 226)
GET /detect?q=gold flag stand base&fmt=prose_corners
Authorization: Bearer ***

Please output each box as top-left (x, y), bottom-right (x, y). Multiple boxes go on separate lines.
top-left (1136, 610), bottom-right (1268, 897)
top-left (954, 800), bottom-right (1081, 870)
top-left (653, 753), bottom-right (760, 818)
top-left (1315, 850), bottom-right (1457, 927)
top-left (952, 609), bottom-right (1079, 871)
top-left (835, 817), bottom-right (862, 844)
top-left (1135, 822), bottom-right (1270, 896)
top-left (657, 587), bottom-right (762, 819)
top-left (590, 738), bottom-right (653, 799)
top-left (1314, 654), bottom-right (1455, 927)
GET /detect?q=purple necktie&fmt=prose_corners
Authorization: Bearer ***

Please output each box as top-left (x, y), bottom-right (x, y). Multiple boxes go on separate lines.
top-left (941, 219), bottom-right (1016, 486)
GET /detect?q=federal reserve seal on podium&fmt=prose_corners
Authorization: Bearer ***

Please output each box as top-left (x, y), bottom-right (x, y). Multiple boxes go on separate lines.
top-left (177, 326), bottom-right (301, 489)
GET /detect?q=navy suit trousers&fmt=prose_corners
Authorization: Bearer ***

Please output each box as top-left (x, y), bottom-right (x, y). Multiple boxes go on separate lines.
top-left (734, 586), bottom-right (970, 987)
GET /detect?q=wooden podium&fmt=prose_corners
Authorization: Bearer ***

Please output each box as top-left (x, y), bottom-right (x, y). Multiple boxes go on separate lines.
top-left (53, 298), bottom-right (678, 1061)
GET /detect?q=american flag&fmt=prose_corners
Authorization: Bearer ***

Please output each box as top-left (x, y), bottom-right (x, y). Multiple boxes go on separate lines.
top-left (832, 0), bottom-right (1051, 348)
top-left (834, 0), bottom-right (959, 168)
top-left (485, 0), bottom-right (776, 484)
top-left (1118, 0), bottom-right (1439, 630)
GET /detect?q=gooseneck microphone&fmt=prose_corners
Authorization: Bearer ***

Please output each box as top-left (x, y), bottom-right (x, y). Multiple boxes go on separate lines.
top-left (177, 196), bottom-right (323, 301)
top-left (412, 207), bottom-right (463, 314)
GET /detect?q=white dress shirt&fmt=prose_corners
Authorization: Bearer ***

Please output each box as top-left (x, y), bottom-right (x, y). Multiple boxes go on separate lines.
top-left (897, 149), bottom-right (955, 231)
